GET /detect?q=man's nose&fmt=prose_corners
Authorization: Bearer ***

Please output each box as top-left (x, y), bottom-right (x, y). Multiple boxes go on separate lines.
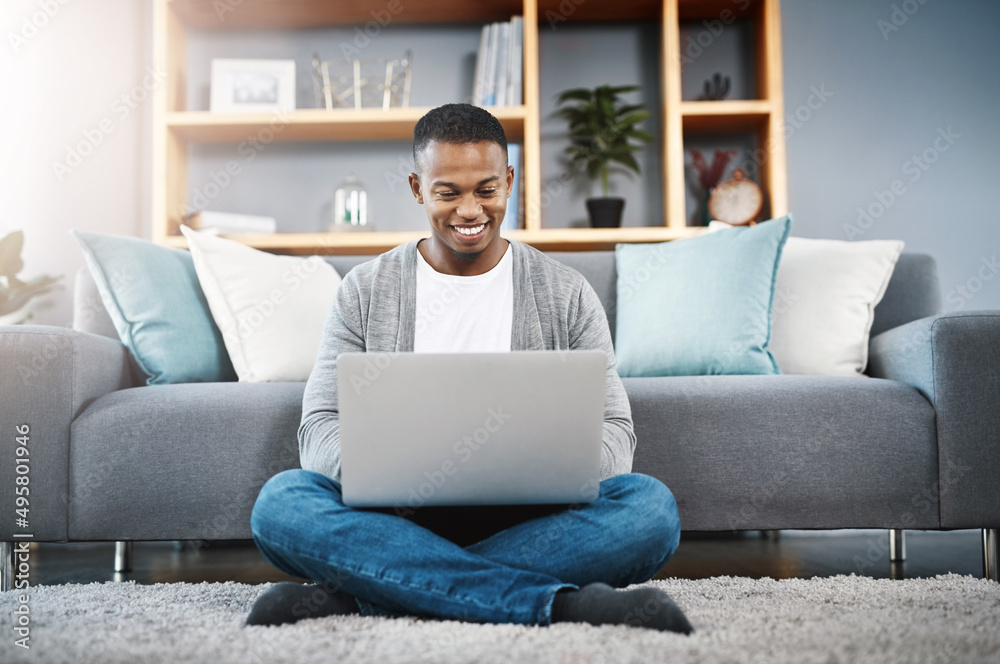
top-left (456, 195), bottom-right (483, 219)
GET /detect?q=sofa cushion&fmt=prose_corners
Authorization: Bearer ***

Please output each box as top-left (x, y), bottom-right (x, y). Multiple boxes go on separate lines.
top-left (181, 227), bottom-right (341, 382)
top-left (770, 237), bottom-right (904, 376)
top-left (624, 374), bottom-right (939, 531)
top-left (71, 230), bottom-right (236, 384)
top-left (69, 382), bottom-right (304, 540)
top-left (614, 216), bottom-right (790, 377)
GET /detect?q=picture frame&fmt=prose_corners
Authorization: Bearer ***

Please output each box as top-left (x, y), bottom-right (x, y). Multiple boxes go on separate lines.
top-left (210, 59), bottom-right (296, 113)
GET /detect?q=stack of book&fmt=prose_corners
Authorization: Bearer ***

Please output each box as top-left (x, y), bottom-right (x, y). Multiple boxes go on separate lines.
top-left (182, 210), bottom-right (277, 235)
top-left (501, 143), bottom-right (523, 232)
top-left (472, 16), bottom-right (523, 107)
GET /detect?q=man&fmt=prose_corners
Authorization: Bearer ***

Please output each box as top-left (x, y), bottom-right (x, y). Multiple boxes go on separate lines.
top-left (247, 103), bottom-right (692, 634)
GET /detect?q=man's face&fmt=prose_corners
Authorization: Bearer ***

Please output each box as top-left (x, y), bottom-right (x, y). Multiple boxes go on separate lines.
top-left (409, 140), bottom-right (513, 276)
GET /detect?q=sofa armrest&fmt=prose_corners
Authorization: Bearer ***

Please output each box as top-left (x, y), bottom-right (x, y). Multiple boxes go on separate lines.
top-left (0, 326), bottom-right (134, 541)
top-left (868, 311), bottom-right (1000, 528)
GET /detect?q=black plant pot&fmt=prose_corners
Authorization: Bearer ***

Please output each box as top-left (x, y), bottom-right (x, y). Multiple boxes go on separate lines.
top-left (586, 197), bottom-right (625, 228)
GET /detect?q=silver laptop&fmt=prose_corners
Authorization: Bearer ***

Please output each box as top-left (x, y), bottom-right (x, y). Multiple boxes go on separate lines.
top-left (337, 350), bottom-right (606, 508)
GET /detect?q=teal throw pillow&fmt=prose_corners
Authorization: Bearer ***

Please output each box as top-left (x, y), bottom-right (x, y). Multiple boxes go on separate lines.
top-left (72, 230), bottom-right (236, 385)
top-left (615, 215), bottom-right (791, 377)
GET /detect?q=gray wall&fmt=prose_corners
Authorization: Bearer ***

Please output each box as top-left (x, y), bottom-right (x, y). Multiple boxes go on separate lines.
top-left (780, 0), bottom-right (1000, 311)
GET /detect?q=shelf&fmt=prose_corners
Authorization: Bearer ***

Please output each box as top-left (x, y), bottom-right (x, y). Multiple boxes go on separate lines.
top-left (161, 226), bottom-right (707, 255)
top-left (167, 107), bottom-right (528, 142)
top-left (169, 0), bottom-right (664, 28)
top-left (154, 0), bottom-right (785, 252)
top-left (169, 0), bottom-right (526, 28)
top-left (680, 100), bottom-right (772, 132)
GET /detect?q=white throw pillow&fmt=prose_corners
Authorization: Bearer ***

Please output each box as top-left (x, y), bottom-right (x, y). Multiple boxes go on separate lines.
top-left (180, 226), bottom-right (341, 382)
top-left (770, 237), bottom-right (904, 376)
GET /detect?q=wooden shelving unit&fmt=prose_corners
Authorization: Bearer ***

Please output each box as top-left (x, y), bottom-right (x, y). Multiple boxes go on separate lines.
top-left (153, 0), bottom-right (786, 254)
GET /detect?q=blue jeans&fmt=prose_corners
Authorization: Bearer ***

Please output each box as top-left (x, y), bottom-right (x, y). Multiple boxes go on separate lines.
top-left (250, 469), bottom-right (680, 625)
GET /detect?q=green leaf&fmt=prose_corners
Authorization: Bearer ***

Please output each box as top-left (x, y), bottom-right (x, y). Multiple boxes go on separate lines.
top-left (556, 88), bottom-right (594, 104)
top-left (605, 84), bottom-right (640, 95)
top-left (627, 129), bottom-right (656, 142)
top-left (609, 152), bottom-right (641, 173)
top-left (618, 110), bottom-right (651, 127)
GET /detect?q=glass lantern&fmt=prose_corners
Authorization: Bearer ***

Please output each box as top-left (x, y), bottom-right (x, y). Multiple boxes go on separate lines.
top-left (330, 173), bottom-right (368, 229)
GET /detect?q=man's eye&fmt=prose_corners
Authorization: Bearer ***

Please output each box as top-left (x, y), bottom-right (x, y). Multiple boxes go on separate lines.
top-left (438, 191), bottom-right (458, 198)
top-left (478, 189), bottom-right (497, 197)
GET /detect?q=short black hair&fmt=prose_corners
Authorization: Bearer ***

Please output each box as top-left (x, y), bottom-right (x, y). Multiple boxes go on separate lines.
top-left (412, 103), bottom-right (507, 173)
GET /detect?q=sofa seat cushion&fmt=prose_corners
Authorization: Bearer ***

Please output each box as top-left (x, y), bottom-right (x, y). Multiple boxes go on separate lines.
top-left (624, 375), bottom-right (939, 531)
top-left (69, 382), bottom-right (305, 540)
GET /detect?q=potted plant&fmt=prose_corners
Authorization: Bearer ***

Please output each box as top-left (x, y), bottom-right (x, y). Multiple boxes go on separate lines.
top-left (0, 230), bottom-right (61, 325)
top-left (555, 84), bottom-right (654, 228)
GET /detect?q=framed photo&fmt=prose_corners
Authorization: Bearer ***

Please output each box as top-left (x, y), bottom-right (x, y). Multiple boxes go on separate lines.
top-left (210, 59), bottom-right (296, 113)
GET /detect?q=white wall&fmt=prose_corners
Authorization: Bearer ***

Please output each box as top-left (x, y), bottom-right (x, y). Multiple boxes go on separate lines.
top-left (1, 0), bottom-right (151, 326)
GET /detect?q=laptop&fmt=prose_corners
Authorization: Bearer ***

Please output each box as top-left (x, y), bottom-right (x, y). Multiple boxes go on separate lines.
top-left (337, 350), bottom-right (606, 508)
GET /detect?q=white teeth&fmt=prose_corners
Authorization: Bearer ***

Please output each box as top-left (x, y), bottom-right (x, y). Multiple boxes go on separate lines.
top-left (457, 225), bottom-right (485, 235)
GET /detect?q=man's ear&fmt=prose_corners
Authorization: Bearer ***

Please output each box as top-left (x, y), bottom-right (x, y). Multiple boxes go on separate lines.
top-left (409, 172), bottom-right (424, 204)
top-left (505, 164), bottom-right (514, 199)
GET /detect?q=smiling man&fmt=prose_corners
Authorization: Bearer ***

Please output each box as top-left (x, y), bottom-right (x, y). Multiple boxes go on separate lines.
top-left (246, 104), bottom-right (692, 634)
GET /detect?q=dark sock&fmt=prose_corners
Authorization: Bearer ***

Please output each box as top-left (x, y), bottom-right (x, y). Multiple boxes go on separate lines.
top-left (551, 583), bottom-right (694, 634)
top-left (244, 581), bottom-right (360, 626)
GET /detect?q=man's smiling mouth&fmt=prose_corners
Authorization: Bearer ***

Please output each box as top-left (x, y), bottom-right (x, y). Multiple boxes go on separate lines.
top-left (454, 223), bottom-right (486, 236)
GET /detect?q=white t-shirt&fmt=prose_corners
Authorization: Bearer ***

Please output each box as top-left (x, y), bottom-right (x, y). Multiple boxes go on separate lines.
top-left (413, 244), bottom-right (513, 353)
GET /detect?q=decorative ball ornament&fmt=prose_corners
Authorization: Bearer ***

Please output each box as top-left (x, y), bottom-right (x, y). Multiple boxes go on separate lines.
top-left (708, 169), bottom-right (764, 226)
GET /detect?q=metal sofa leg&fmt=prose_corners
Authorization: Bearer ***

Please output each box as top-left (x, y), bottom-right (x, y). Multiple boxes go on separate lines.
top-left (1, 542), bottom-right (12, 592)
top-left (889, 529), bottom-right (906, 562)
top-left (984, 529), bottom-right (998, 582)
top-left (115, 541), bottom-right (133, 573)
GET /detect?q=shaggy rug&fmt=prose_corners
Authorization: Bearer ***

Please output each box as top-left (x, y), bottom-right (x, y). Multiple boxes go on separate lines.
top-left (2, 574), bottom-right (998, 663)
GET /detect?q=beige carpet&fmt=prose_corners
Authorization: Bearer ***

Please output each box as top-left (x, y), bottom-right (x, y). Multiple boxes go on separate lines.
top-left (2, 574), bottom-right (998, 663)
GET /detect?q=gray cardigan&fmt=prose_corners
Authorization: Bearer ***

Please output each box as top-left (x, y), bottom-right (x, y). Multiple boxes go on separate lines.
top-left (298, 239), bottom-right (636, 483)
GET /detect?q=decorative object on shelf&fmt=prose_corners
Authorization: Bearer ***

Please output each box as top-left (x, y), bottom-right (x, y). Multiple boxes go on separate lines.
top-left (330, 174), bottom-right (369, 231)
top-left (472, 16), bottom-right (523, 107)
top-left (210, 59), bottom-right (296, 113)
top-left (312, 52), bottom-right (412, 111)
top-left (697, 72), bottom-right (731, 101)
top-left (0, 230), bottom-right (61, 325)
top-left (182, 210), bottom-right (277, 235)
top-left (687, 148), bottom-right (737, 226)
top-left (555, 84), bottom-right (653, 228)
top-left (709, 168), bottom-right (764, 226)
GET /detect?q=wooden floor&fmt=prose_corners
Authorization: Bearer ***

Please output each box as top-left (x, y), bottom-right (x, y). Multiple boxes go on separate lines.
top-left (19, 529), bottom-right (986, 587)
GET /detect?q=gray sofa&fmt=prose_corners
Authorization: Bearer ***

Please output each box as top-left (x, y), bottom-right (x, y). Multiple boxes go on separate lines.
top-left (2, 250), bottom-right (998, 590)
